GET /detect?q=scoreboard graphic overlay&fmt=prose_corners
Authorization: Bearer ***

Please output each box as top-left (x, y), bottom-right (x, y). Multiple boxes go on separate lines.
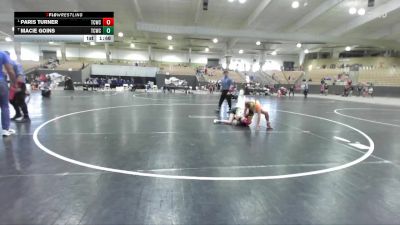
top-left (14, 12), bottom-right (114, 43)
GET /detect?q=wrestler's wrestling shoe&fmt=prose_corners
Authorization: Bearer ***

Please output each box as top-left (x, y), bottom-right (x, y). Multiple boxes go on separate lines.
top-left (227, 107), bottom-right (237, 114)
top-left (266, 122), bottom-right (273, 131)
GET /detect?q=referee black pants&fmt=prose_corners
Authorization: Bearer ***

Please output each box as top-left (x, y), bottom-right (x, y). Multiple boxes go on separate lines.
top-left (218, 90), bottom-right (232, 110)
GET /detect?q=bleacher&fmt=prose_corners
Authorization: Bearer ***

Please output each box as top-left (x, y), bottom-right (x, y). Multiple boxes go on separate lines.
top-left (56, 61), bottom-right (85, 71)
top-left (264, 70), bottom-right (287, 84)
top-left (251, 72), bottom-right (268, 84)
top-left (229, 71), bottom-right (245, 83)
top-left (112, 61), bottom-right (145, 66)
top-left (203, 69), bottom-right (223, 82)
top-left (38, 59), bottom-right (86, 71)
top-left (303, 57), bottom-right (400, 86)
top-left (358, 68), bottom-right (400, 86)
top-left (243, 71), bottom-right (304, 85)
top-left (282, 71), bottom-right (304, 84)
top-left (21, 61), bottom-right (40, 72)
top-left (205, 69), bottom-right (245, 83)
top-left (161, 66), bottom-right (196, 76)
top-left (303, 68), bottom-right (400, 86)
top-left (306, 69), bottom-right (343, 84)
top-left (251, 71), bottom-right (277, 85)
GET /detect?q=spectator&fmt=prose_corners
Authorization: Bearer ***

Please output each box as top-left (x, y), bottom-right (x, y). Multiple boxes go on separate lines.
top-left (357, 84), bottom-right (363, 96)
top-left (349, 85), bottom-right (354, 97)
top-left (208, 83), bottom-right (214, 94)
top-left (368, 84), bottom-right (374, 97)
top-left (303, 81), bottom-right (309, 98)
top-left (0, 51), bottom-right (17, 136)
top-left (64, 77), bottom-right (74, 91)
top-left (324, 83), bottom-right (329, 96)
top-left (289, 85), bottom-right (295, 97)
top-left (320, 83), bottom-right (325, 95)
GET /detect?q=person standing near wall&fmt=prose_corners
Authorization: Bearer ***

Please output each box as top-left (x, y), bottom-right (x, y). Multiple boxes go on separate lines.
top-left (324, 83), bottom-right (329, 96)
top-left (289, 85), bottom-right (295, 97)
top-left (208, 82), bottom-right (214, 94)
top-left (303, 81), bottom-right (309, 98)
top-left (216, 70), bottom-right (232, 113)
top-left (0, 51), bottom-right (17, 136)
top-left (320, 83), bottom-right (325, 95)
top-left (357, 83), bottom-right (362, 96)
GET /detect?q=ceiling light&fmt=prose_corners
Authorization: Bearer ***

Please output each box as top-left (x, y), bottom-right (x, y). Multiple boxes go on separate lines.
top-left (5, 37), bottom-right (12, 42)
top-left (271, 51), bottom-right (277, 56)
top-left (130, 43), bottom-right (135, 48)
top-left (238, 0), bottom-right (246, 3)
top-left (358, 8), bottom-right (365, 16)
top-left (291, 1), bottom-right (300, 9)
top-left (48, 41), bottom-right (54, 44)
top-left (205, 47), bottom-right (209, 52)
top-left (167, 35), bottom-right (173, 40)
top-left (304, 49), bottom-right (309, 54)
top-left (296, 43), bottom-right (302, 48)
top-left (90, 42), bottom-right (95, 46)
top-left (238, 49), bottom-right (244, 54)
top-left (212, 38), bottom-right (218, 43)
top-left (118, 32), bottom-right (124, 37)
top-left (68, 68), bottom-right (72, 71)
top-left (228, 0), bottom-right (234, 2)
top-left (168, 45), bottom-right (173, 50)
top-left (345, 46), bottom-right (351, 51)
top-left (349, 7), bottom-right (357, 15)
top-left (256, 41), bottom-right (261, 46)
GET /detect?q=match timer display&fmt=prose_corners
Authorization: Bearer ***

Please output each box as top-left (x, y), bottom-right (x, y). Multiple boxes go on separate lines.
top-left (14, 12), bottom-right (115, 43)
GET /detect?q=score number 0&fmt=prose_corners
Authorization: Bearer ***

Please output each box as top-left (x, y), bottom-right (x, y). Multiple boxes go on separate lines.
top-left (102, 18), bottom-right (114, 35)
top-left (103, 18), bottom-right (114, 26)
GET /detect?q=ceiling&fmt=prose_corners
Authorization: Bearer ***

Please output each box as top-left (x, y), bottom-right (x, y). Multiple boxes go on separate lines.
top-left (0, 0), bottom-right (400, 56)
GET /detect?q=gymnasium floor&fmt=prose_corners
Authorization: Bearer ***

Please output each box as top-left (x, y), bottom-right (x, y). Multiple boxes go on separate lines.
top-left (1, 90), bottom-right (400, 225)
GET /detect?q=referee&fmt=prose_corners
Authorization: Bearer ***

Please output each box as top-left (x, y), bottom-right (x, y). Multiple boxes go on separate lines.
top-left (216, 70), bottom-right (232, 113)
